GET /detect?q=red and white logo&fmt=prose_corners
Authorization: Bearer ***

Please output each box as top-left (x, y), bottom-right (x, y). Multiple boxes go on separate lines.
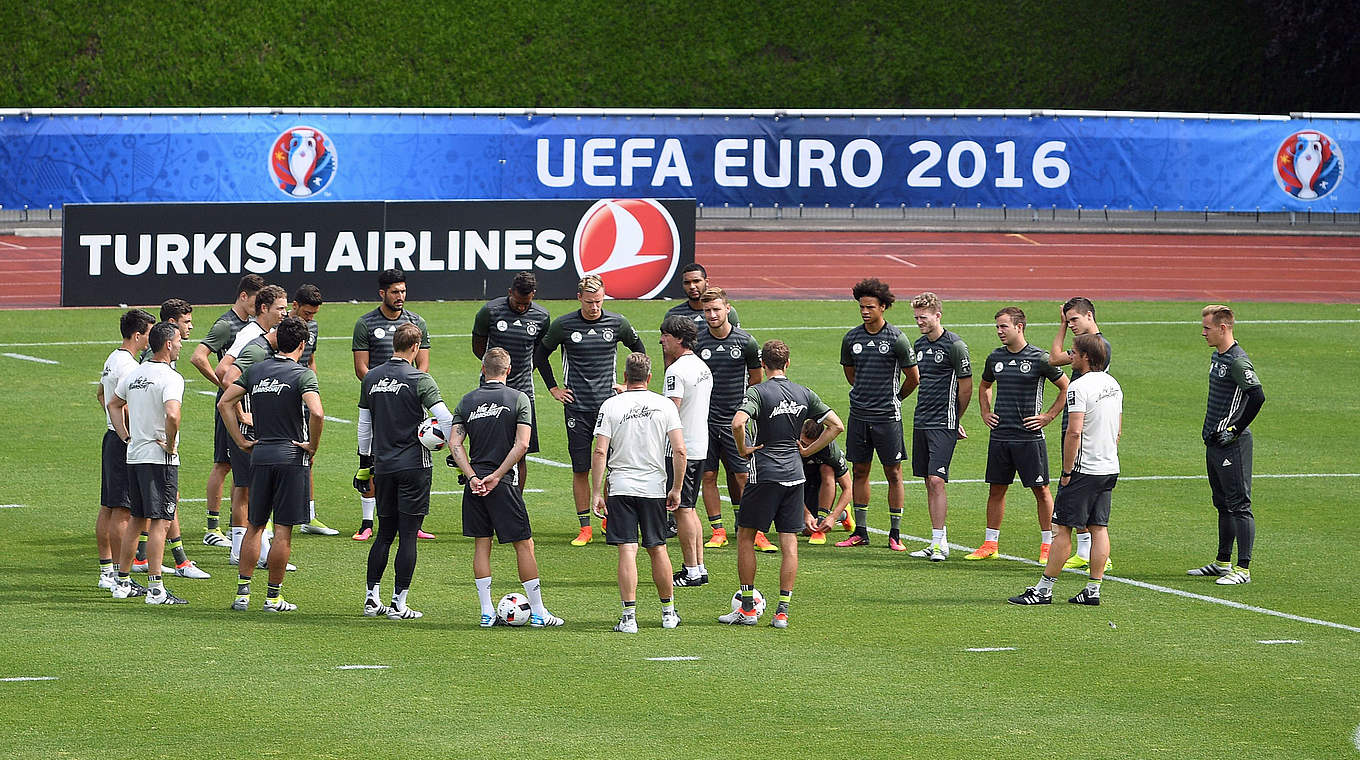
top-left (573, 199), bottom-right (680, 300)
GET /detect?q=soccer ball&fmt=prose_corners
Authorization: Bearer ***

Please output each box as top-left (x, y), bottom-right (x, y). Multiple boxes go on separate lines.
top-left (416, 418), bottom-right (446, 451)
top-left (729, 588), bottom-right (766, 617)
top-left (497, 593), bottom-right (532, 626)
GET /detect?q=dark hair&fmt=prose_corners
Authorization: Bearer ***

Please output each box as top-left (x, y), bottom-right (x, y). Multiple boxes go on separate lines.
top-left (510, 271), bottom-right (537, 295)
top-left (1072, 334), bottom-right (1109, 371)
top-left (801, 419), bottom-right (825, 439)
top-left (393, 323), bottom-right (423, 353)
top-left (148, 322), bottom-right (179, 353)
top-left (680, 263), bottom-right (708, 279)
top-left (293, 283), bottom-right (323, 307)
top-left (378, 269), bottom-right (406, 290)
top-left (120, 309), bottom-right (156, 339)
top-left (255, 284), bottom-right (288, 315)
top-left (159, 298), bottom-right (192, 322)
top-left (852, 278), bottom-right (895, 309)
top-left (276, 316), bottom-right (309, 354)
top-left (236, 274), bottom-right (266, 298)
top-left (761, 339), bottom-right (790, 370)
top-left (659, 314), bottom-right (698, 349)
top-left (994, 306), bottom-right (1026, 329)
top-left (623, 352), bottom-right (651, 384)
top-left (1063, 297), bottom-right (1096, 319)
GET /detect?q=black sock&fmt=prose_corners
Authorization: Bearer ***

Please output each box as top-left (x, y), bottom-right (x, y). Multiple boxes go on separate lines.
top-left (135, 532), bottom-right (148, 562)
top-left (740, 584), bottom-right (755, 612)
top-left (577, 510), bottom-right (591, 528)
top-left (207, 510), bottom-right (221, 531)
top-left (168, 536), bottom-right (188, 566)
top-left (361, 518), bottom-right (374, 531)
top-left (237, 575), bottom-right (252, 596)
top-left (267, 583), bottom-right (282, 599)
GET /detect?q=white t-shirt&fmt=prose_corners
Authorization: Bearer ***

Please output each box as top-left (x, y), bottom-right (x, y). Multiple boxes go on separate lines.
top-left (594, 389), bottom-right (683, 498)
top-left (100, 347), bottom-right (140, 431)
top-left (1066, 370), bottom-right (1122, 475)
top-left (663, 352), bottom-right (712, 460)
top-left (226, 320), bottom-right (265, 359)
top-left (115, 360), bottom-right (185, 466)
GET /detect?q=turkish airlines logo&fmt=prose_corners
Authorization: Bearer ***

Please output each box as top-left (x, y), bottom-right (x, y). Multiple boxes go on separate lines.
top-left (574, 199), bottom-right (680, 299)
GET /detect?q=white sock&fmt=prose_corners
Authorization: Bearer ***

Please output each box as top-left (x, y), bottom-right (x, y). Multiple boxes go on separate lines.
top-left (393, 588), bottom-right (409, 609)
top-left (361, 497), bottom-right (376, 521)
top-left (697, 563), bottom-right (707, 576)
top-left (522, 577), bottom-right (547, 617)
top-left (259, 532), bottom-right (272, 563)
top-left (308, 500), bottom-right (316, 521)
top-left (367, 583), bottom-right (380, 603)
top-left (984, 528), bottom-right (1000, 543)
top-left (931, 528), bottom-right (946, 546)
top-left (685, 565), bottom-right (701, 579)
top-left (1077, 531), bottom-right (1092, 560)
top-left (230, 526), bottom-right (246, 562)
top-left (475, 576), bottom-right (494, 615)
top-left (1040, 530), bottom-right (1053, 545)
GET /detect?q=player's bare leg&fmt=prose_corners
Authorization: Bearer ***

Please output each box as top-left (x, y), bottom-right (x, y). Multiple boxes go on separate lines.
top-left (1031, 484), bottom-right (1055, 563)
top-left (884, 461), bottom-right (906, 550)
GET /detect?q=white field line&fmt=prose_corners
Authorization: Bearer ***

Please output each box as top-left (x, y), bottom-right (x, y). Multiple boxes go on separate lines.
top-left (196, 390), bottom-right (217, 397)
top-left (0, 676), bottom-right (57, 682)
top-left (0, 504), bottom-right (26, 509)
top-left (432, 489), bottom-right (544, 495)
top-left (1257, 639), bottom-right (1301, 645)
top-left (335, 665), bottom-right (389, 670)
top-left (526, 455), bottom-right (573, 469)
top-left (323, 416), bottom-right (353, 424)
top-left (964, 647), bottom-right (1017, 652)
top-left (865, 473), bottom-right (1360, 486)
top-left (646, 656), bottom-right (701, 661)
top-left (1, 352), bottom-right (58, 364)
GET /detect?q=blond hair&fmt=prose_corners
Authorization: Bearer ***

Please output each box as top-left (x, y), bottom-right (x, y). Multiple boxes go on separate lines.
top-left (1202, 304), bottom-right (1234, 326)
top-left (911, 292), bottom-right (942, 312)
top-left (578, 275), bottom-right (604, 295)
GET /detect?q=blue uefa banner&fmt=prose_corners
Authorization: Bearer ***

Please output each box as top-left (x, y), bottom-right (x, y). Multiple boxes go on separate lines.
top-left (0, 110), bottom-right (1353, 211)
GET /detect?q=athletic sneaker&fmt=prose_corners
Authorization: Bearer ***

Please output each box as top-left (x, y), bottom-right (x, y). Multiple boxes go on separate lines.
top-left (908, 543), bottom-right (935, 558)
top-left (300, 519), bottom-right (339, 536)
top-left (386, 605), bottom-right (423, 620)
top-left (1039, 543), bottom-right (1051, 564)
top-left (704, 528), bottom-right (729, 548)
top-left (888, 536), bottom-right (907, 552)
top-left (255, 559), bottom-right (297, 572)
top-left (416, 529), bottom-right (436, 540)
top-left (110, 580), bottom-right (146, 599)
top-left (673, 570), bottom-right (709, 588)
top-left (230, 595), bottom-right (250, 611)
top-left (660, 610), bottom-right (681, 629)
top-left (145, 587), bottom-right (188, 605)
top-left (203, 529), bottom-right (231, 548)
top-left (1215, 569), bottom-right (1251, 585)
top-left (835, 533), bottom-right (869, 548)
top-left (263, 597), bottom-right (298, 613)
top-left (754, 532), bottom-right (778, 553)
top-left (351, 526), bottom-right (373, 541)
top-left (808, 530), bottom-right (827, 545)
top-left (718, 608), bottom-right (760, 625)
top-left (1187, 562), bottom-right (1232, 577)
top-left (531, 612), bottom-right (565, 627)
top-left (770, 611), bottom-right (789, 629)
top-left (840, 513), bottom-right (856, 532)
top-left (1068, 588), bottom-right (1101, 605)
top-left (1062, 553), bottom-right (1090, 570)
top-left (130, 559), bottom-right (149, 573)
top-left (363, 598), bottom-right (391, 617)
top-left (965, 541), bottom-right (1000, 560)
top-left (479, 613), bottom-right (497, 628)
top-left (97, 573), bottom-right (116, 590)
top-left (571, 526), bottom-right (593, 546)
top-left (173, 561), bottom-right (211, 579)
top-left (1007, 586), bottom-right (1052, 605)
top-left (930, 544), bottom-right (949, 562)
top-left (613, 615), bottom-right (639, 634)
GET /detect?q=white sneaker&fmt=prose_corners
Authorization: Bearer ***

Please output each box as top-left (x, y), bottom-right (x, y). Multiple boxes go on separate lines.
top-left (530, 612), bottom-right (565, 628)
top-left (97, 574), bottom-right (116, 590)
top-left (145, 587), bottom-right (188, 605)
top-left (1215, 569), bottom-right (1251, 585)
top-left (613, 615), bottom-right (638, 634)
top-left (230, 595), bottom-right (250, 611)
top-left (931, 545), bottom-right (949, 562)
top-left (717, 608), bottom-right (759, 625)
top-left (661, 610), bottom-right (681, 629)
top-left (203, 530), bottom-right (231, 548)
top-left (172, 562), bottom-right (211, 579)
top-left (255, 559), bottom-right (297, 571)
top-left (299, 519), bottom-right (340, 536)
top-left (130, 560), bottom-right (149, 573)
top-left (363, 598), bottom-right (391, 617)
top-left (386, 605), bottom-right (423, 620)
top-left (263, 597), bottom-right (298, 612)
top-left (908, 543), bottom-right (936, 559)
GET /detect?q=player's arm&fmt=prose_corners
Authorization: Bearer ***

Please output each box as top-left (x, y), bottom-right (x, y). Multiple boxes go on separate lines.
top-left (1050, 306), bottom-right (1074, 367)
top-left (894, 335), bottom-right (920, 399)
top-left (896, 365), bottom-right (920, 400)
top-left (107, 393), bottom-right (130, 442)
top-left (742, 335), bottom-right (763, 386)
top-left (1211, 359), bottom-right (1266, 445)
top-left (1025, 371), bottom-right (1069, 430)
top-left (620, 317), bottom-right (646, 354)
top-left (536, 320), bottom-right (572, 403)
top-left (415, 316), bottom-right (432, 373)
top-left (977, 378), bottom-right (997, 428)
top-left (840, 335), bottom-right (856, 385)
top-left (216, 382), bottom-right (254, 451)
top-left (446, 422), bottom-right (478, 481)
top-left (802, 408), bottom-right (844, 458)
top-left (666, 426), bottom-right (687, 512)
top-left (589, 433), bottom-right (610, 517)
top-left (214, 353), bottom-right (238, 386)
top-left (471, 305), bottom-right (491, 359)
top-left (1060, 409), bottom-right (1084, 486)
top-left (96, 384), bottom-right (104, 404)
top-left (352, 318), bottom-right (371, 380)
top-left (193, 322), bottom-right (230, 387)
top-left (294, 390), bottom-right (324, 456)
top-left (161, 399), bottom-right (181, 457)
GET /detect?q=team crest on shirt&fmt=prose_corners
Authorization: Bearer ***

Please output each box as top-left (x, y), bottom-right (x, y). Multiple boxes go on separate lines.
top-left (602, 328), bottom-right (615, 342)
top-left (730, 347), bottom-right (742, 359)
top-left (496, 320), bottom-right (508, 332)
top-left (852, 344), bottom-right (863, 355)
top-left (993, 361), bottom-right (1004, 373)
top-left (878, 342), bottom-right (890, 354)
top-left (526, 322), bottom-right (539, 336)
top-left (700, 349), bottom-right (712, 360)
top-left (1215, 364), bottom-right (1227, 377)
top-left (374, 327), bottom-right (387, 340)
top-left (934, 351), bottom-right (944, 363)
top-left (571, 331), bottom-right (583, 343)
top-left (1020, 360), bottom-right (1032, 373)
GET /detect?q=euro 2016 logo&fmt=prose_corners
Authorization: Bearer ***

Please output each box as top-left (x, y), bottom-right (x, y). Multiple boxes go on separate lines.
top-left (270, 126), bottom-right (336, 198)
top-left (1274, 130), bottom-right (1342, 201)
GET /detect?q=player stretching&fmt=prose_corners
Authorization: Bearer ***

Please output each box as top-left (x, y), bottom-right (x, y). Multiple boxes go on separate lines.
top-left (447, 348), bottom-right (563, 627)
top-left (720, 340), bottom-right (843, 628)
top-left (801, 419), bottom-right (853, 545)
top-left (96, 309), bottom-right (155, 592)
top-left (970, 306), bottom-right (1067, 562)
top-left (904, 292), bottom-right (972, 561)
top-left (291, 283), bottom-right (338, 536)
top-left (664, 263), bottom-right (741, 328)
top-left (659, 316), bottom-right (713, 587)
top-left (352, 269), bottom-right (433, 541)
top-left (535, 275), bottom-right (646, 545)
top-left (1187, 305), bottom-right (1266, 586)
top-left (836, 278), bottom-right (919, 551)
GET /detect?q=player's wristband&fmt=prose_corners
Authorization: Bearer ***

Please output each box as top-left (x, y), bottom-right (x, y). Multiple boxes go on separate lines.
top-left (359, 453), bottom-right (373, 469)
top-left (1061, 471), bottom-right (1072, 478)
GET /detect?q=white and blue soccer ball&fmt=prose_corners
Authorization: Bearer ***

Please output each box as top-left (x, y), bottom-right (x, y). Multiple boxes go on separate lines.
top-left (417, 418), bottom-right (446, 451)
top-left (497, 593), bottom-right (532, 626)
top-left (729, 588), bottom-right (766, 617)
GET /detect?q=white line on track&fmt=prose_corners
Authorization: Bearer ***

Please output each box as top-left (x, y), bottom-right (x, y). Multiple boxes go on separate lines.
top-left (0, 240), bottom-right (25, 250)
top-left (0, 676), bottom-right (57, 682)
top-left (964, 647), bottom-right (1017, 652)
top-left (1, 352), bottom-right (58, 364)
top-left (884, 254), bottom-right (918, 268)
top-left (646, 656), bottom-right (701, 661)
top-left (1257, 639), bottom-right (1301, 645)
top-left (335, 665), bottom-right (389, 670)
top-left (702, 240), bottom-right (1360, 253)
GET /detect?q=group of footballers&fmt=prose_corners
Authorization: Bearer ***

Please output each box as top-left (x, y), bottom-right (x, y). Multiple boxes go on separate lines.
top-left (93, 261), bottom-right (1266, 627)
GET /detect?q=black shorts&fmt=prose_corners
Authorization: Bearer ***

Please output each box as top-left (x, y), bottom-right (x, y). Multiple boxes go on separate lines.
top-left (248, 464), bottom-right (310, 527)
top-left (739, 481), bottom-right (805, 535)
top-left (128, 463), bottom-right (178, 521)
top-left (985, 439), bottom-right (1050, 487)
top-left (565, 407), bottom-right (597, 473)
top-left (375, 468), bottom-right (433, 518)
top-left (100, 430), bottom-right (132, 510)
top-left (525, 396), bottom-right (539, 455)
top-left (1053, 472), bottom-right (1118, 527)
top-left (802, 464), bottom-right (835, 511)
top-left (1207, 430), bottom-right (1253, 513)
top-left (665, 457), bottom-right (703, 509)
top-left (229, 430), bottom-right (255, 488)
top-left (912, 428), bottom-right (958, 481)
top-left (462, 480), bottom-right (532, 543)
top-left (704, 421), bottom-right (749, 474)
top-left (846, 414), bottom-right (905, 466)
top-left (213, 407), bottom-right (231, 464)
top-left (605, 494), bottom-right (669, 548)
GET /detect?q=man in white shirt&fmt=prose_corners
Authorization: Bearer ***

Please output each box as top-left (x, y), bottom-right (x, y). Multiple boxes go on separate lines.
top-left (591, 353), bottom-right (686, 633)
top-left (1010, 334), bottom-right (1122, 607)
top-left (660, 315), bottom-right (713, 588)
top-left (107, 323), bottom-right (188, 605)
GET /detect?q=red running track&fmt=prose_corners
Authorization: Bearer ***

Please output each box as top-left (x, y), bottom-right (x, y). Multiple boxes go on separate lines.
top-left (3, 231), bottom-right (1358, 308)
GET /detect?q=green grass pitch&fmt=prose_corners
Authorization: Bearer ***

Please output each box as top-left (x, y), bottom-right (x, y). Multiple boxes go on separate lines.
top-left (0, 297), bottom-right (1357, 759)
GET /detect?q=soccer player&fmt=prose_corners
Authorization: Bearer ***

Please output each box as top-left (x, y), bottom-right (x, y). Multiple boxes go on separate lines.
top-left (535, 275), bottom-right (646, 545)
top-left (591, 353), bottom-right (686, 633)
top-left (800, 419), bottom-right (853, 545)
top-left (107, 322), bottom-right (187, 605)
top-left (188, 274), bottom-right (263, 549)
top-left (220, 317), bottom-right (323, 612)
top-left (291, 283), bottom-right (338, 536)
top-left (836, 278), bottom-right (919, 551)
top-left (664, 263), bottom-right (740, 328)
top-left (471, 272), bottom-right (550, 493)
top-left (352, 269), bottom-right (433, 541)
top-left (358, 323), bottom-right (448, 620)
top-left (96, 309), bottom-right (155, 592)
top-left (903, 292), bottom-right (972, 561)
top-left (659, 315), bottom-right (713, 587)
top-left (1010, 334), bottom-right (1121, 606)
top-left (1050, 297), bottom-right (1113, 571)
top-left (695, 287), bottom-right (767, 551)
top-left (719, 340), bottom-right (843, 628)
top-left (1187, 305), bottom-right (1266, 586)
top-left (446, 347), bottom-right (563, 627)
top-left (970, 306), bottom-right (1068, 562)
